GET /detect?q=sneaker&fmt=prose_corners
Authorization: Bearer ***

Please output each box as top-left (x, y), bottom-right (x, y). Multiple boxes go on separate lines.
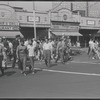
top-left (92, 57), bottom-right (95, 59)
top-left (23, 72), bottom-right (27, 76)
top-left (1, 69), bottom-right (4, 76)
top-left (21, 71), bottom-right (24, 74)
top-left (32, 71), bottom-right (35, 74)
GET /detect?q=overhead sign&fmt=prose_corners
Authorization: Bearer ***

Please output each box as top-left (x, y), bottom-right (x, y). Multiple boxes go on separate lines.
top-left (51, 22), bottom-right (79, 32)
top-left (27, 16), bottom-right (40, 22)
top-left (0, 22), bottom-right (19, 26)
top-left (87, 20), bottom-right (95, 25)
top-left (0, 26), bottom-right (19, 30)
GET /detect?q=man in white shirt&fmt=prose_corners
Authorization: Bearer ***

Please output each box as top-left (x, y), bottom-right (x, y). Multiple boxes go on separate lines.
top-left (24, 39), bottom-right (29, 47)
top-left (32, 38), bottom-right (37, 48)
top-left (27, 39), bottom-right (35, 74)
top-left (88, 39), bottom-right (95, 59)
top-left (43, 39), bottom-right (51, 67)
top-left (48, 39), bottom-right (54, 59)
top-left (32, 38), bottom-right (37, 58)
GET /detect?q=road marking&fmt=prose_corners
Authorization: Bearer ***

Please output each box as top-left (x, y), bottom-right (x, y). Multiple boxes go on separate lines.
top-left (42, 69), bottom-right (100, 77)
top-left (5, 65), bottom-right (100, 77)
top-left (70, 61), bottom-right (100, 65)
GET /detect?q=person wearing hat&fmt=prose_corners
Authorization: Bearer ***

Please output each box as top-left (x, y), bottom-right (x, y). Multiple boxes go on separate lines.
top-left (55, 37), bottom-right (66, 64)
top-left (12, 35), bottom-right (20, 68)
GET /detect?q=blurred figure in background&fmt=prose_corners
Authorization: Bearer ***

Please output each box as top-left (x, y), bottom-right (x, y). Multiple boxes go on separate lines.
top-left (0, 37), bottom-right (6, 76)
top-left (12, 35), bottom-right (20, 68)
top-left (7, 40), bottom-right (13, 61)
top-left (32, 38), bottom-right (37, 59)
top-left (55, 38), bottom-right (63, 63)
top-left (2, 37), bottom-right (9, 69)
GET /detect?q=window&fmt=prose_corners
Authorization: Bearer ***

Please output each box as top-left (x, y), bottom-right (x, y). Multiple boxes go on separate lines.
top-left (63, 14), bottom-right (67, 20)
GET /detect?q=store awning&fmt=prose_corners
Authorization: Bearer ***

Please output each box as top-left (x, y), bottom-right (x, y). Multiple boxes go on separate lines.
top-left (52, 31), bottom-right (82, 36)
top-left (0, 31), bottom-right (23, 38)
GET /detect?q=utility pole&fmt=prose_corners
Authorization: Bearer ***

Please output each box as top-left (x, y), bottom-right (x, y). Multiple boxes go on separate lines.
top-left (86, 1), bottom-right (89, 17)
top-left (33, 2), bottom-right (36, 39)
top-left (71, 2), bottom-right (73, 11)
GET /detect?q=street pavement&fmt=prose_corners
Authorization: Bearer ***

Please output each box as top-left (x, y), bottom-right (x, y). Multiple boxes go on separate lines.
top-left (1, 49), bottom-right (100, 98)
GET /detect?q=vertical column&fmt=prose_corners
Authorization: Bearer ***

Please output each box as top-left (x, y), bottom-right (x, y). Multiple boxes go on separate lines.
top-left (77, 36), bottom-right (79, 41)
top-left (48, 11), bottom-right (51, 39)
top-left (48, 28), bottom-right (51, 39)
top-left (33, 2), bottom-right (36, 39)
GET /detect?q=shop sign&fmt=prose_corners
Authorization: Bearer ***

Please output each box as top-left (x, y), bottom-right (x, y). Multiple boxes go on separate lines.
top-left (51, 22), bottom-right (79, 30)
top-left (27, 16), bottom-right (40, 22)
top-left (87, 20), bottom-right (95, 25)
top-left (0, 26), bottom-right (19, 30)
top-left (0, 22), bottom-right (19, 26)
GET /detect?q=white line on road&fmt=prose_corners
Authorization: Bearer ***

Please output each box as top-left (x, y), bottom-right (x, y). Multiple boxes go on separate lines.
top-left (42, 69), bottom-right (100, 77)
top-left (70, 61), bottom-right (100, 65)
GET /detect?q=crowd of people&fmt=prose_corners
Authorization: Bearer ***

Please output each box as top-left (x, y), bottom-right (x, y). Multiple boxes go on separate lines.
top-left (0, 35), bottom-right (72, 76)
top-left (88, 38), bottom-right (100, 60)
top-left (1, 33), bottom-right (99, 77)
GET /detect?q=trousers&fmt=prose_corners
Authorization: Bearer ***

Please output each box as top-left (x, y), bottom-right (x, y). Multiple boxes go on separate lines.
top-left (18, 56), bottom-right (27, 72)
top-left (43, 50), bottom-right (51, 67)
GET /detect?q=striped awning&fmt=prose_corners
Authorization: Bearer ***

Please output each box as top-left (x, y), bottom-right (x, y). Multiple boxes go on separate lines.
top-left (52, 31), bottom-right (82, 36)
top-left (0, 31), bottom-right (23, 38)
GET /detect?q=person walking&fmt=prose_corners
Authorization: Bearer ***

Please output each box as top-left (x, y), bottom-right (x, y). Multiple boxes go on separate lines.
top-left (88, 38), bottom-right (95, 59)
top-left (32, 38), bottom-right (37, 59)
top-left (7, 40), bottom-right (13, 61)
top-left (16, 38), bottom-right (27, 76)
top-left (27, 39), bottom-right (35, 74)
top-left (2, 37), bottom-right (9, 69)
top-left (55, 38), bottom-right (64, 64)
top-left (93, 40), bottom-right (100, 59)
top-left (12, 35), bottom-right (20, 68)
top-left (43, 39), bottom-right (52, 67)
top-left (0, 37), bottom-right (6, 76)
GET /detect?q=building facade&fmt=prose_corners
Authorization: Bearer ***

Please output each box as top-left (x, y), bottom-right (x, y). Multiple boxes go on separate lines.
top-left (0, 4), bottom-right (100, 46)
top-left (52, 2), bottom-right (100, 17)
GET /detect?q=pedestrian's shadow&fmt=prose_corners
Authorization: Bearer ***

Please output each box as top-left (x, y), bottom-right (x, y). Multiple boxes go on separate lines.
top-left (26, 68), bottom-right (43, 75)
top-left (50, 63), bottom-right (57, 68)
top-left (4, 71), bottom-right (16, 76)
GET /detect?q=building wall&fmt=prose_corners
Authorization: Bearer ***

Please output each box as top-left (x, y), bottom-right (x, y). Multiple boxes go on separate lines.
top-left (51, 8), bottom-right (80, 23)
top-left (80, 17), bottom-right (100, 29)
top-left (52, 2), bottom-right (100, 18)
top-left (16, 11), bottom-right (50, 26)
top-left (0, 4), bottom-right (19, 31)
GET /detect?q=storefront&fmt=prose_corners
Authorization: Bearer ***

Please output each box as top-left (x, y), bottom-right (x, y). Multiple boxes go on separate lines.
top-left (50, 21), bottom-right (82, 46)
top-left (0, 4), bottom-right (23, 39)
top-left (48, 8), bottom-right (82, 46)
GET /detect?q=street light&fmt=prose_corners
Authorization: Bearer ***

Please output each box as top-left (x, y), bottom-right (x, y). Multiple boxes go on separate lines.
top-left (33, 2), bottom-right (36, 39)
